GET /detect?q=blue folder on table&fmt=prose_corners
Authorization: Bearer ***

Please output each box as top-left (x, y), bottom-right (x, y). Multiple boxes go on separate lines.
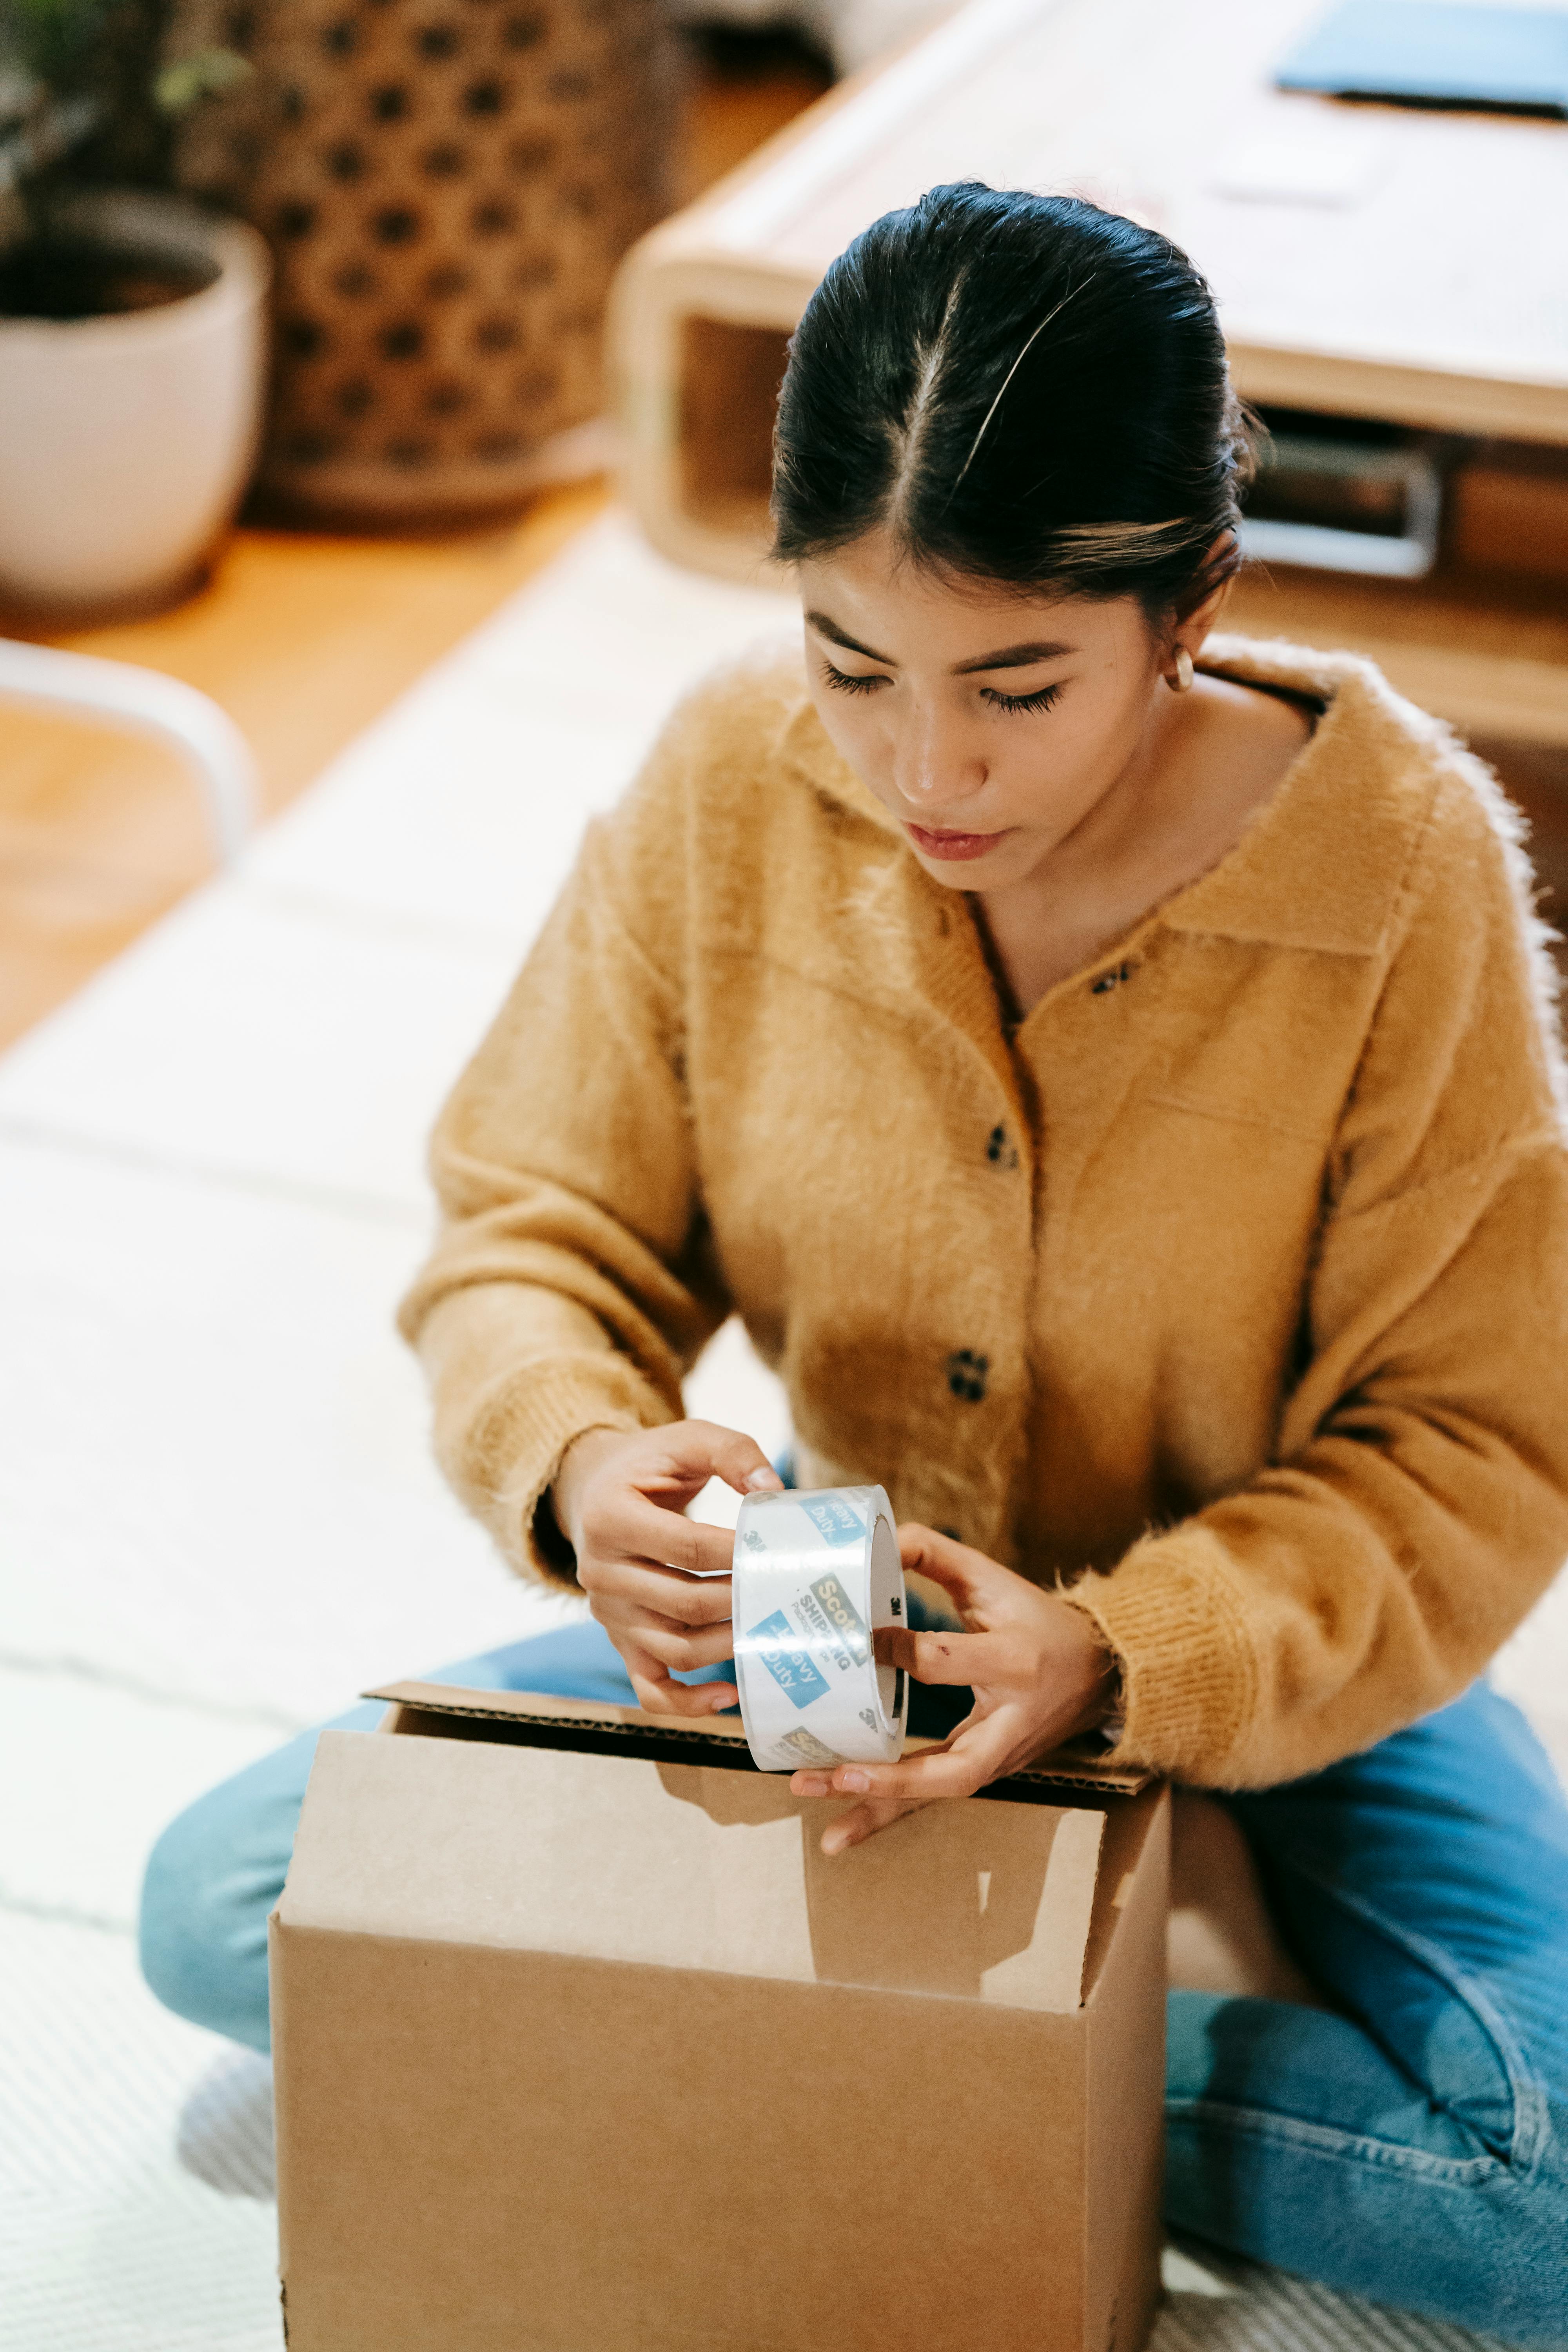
top-left (1276, 0), bottom-right (1568, 117)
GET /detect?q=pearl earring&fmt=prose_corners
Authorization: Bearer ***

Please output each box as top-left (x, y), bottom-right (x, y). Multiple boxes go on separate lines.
top-left (1167, 646), bottom-right (1194, 694)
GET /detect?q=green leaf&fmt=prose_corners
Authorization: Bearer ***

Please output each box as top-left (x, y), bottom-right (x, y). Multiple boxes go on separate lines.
top-left (0, 0), bottom-right (113, 90)
top-left (152, 44), bottom-right (254, 116)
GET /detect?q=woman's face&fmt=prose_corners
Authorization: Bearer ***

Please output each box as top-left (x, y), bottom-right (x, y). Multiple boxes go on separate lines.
top-left (797, 528), bottom-right (1186, 894)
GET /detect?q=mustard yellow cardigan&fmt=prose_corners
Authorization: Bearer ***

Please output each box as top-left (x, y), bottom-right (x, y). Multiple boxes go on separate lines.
top-left (401, 634), bottom-right (1568, 1788)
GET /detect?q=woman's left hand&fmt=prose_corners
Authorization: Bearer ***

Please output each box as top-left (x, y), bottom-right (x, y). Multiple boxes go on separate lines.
top-left (789, 1524), bottom-right (1120, 1854)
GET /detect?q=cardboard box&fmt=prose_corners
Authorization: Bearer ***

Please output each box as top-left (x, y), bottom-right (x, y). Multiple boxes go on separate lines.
top-left (271, 1683), bottom-right (1169, 2352)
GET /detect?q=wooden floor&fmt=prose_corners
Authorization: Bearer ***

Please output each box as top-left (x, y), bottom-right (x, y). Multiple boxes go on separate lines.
top-left (0, 34), bottom-right (831, 1051)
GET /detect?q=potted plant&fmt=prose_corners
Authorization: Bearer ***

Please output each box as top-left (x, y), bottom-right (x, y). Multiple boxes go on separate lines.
top-left (0, 0), bottom-right (270, 616)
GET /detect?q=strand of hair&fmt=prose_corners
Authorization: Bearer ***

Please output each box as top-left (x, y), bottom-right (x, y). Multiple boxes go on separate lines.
top-left (942, 274), bottom-right (1096, 509)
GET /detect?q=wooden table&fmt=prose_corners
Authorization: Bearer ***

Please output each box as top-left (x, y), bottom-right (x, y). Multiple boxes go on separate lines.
top-left (610, 0), bottom-right (1568, 749)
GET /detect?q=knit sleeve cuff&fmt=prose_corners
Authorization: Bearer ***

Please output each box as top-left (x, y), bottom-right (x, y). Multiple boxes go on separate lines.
top-left (1059, 1525), bottom-right (1260, 1785)
top-left (445, 1358), bottom-right (672, 1590)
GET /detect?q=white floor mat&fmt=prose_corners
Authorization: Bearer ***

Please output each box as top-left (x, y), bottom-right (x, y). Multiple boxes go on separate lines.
top-left (0, 887), bottom-right (519, 1213)
top-left (0, 511), bottom-right (1557, 2352)
top-left (1, 1669), bottom-right (285, 1933)
top-left (0, 1913), bottom-right (283, 2352)
top-left (0, 1134), bottom-right (552, 1722)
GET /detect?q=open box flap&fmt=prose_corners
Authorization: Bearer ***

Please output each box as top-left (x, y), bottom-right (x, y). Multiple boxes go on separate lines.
top-left (279, 1723), bottom-right (1128, 2012)
top-left (364, 1679), bottom-right (1155, 1796)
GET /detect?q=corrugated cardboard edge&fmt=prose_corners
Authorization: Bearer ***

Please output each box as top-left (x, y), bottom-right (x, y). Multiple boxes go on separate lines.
top-left (365, 1680), bottom-right (1156, 1795)
top-left (1084, 1784), bottom-right (1171, 2352)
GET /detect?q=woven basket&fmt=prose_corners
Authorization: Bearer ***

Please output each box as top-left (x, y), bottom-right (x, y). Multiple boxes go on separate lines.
top-left (173, 0), bottom-right (669, 519)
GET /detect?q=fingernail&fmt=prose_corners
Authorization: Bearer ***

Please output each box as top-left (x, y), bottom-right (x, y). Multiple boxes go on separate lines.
top-left (838, 1769), bottom-right (871, 1793)
top-left (745, 1467), bottom-right (784, 1490)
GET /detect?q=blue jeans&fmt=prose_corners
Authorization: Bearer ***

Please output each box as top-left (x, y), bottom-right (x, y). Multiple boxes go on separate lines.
top-left (140, 1627), bottom-right (1568, 2345)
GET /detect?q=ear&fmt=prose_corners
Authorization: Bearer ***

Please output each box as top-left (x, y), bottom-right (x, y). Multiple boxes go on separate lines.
top-left (1172, 530), bottom-right (1240, 657)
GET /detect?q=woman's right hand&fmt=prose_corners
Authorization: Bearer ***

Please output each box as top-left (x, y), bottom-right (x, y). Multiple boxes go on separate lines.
top-left (551, 1421), bottom-right (783, 1716)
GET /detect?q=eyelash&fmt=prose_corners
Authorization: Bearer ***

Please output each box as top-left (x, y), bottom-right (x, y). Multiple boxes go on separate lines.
top-left (820, 662), bottom-right (1065, 717)
top-left (821, 662), bottom-right (885, 697)
top-left (983, 681), bottom-right (1065, 716)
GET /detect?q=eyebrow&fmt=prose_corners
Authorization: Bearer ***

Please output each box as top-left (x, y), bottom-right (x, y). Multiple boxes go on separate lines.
top-left (955, 638), bottom-right (1078, 673)
top-left (805, 611), bottom-right (894, 663)
top-left (805, 611), bottom-right (1078, 674)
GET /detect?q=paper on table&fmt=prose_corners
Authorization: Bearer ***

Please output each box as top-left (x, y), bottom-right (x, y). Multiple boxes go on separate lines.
top-left (1210, 127), bottom-right (1387, 207)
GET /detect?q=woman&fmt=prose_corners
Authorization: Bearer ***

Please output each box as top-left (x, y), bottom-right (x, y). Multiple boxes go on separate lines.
top-left (142, 185), bottom-right (1568, 2339)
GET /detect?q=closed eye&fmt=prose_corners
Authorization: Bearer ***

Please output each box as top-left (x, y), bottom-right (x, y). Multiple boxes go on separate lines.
top-left (982, 681), bottom-right (1066, 716)
top-left (820, 662), bottom-right (1065, 714)
top-left (820, 660), bottom-right (889, 697)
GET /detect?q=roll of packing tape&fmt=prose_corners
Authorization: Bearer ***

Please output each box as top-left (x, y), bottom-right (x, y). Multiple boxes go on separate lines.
top-left (731, 1485), bottom-right (909, 1773)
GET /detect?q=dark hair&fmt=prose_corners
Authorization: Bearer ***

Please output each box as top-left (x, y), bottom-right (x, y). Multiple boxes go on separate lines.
top-left (771, 183), bottom-right (1254, 619)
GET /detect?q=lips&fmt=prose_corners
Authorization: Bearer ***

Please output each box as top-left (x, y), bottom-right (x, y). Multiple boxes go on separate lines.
top-left (904, 821), bottom-right (1010, 863)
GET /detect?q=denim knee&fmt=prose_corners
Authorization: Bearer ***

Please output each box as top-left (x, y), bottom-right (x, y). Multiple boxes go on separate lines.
top-left (138, 1784), bottom-right (276, 2054)
top-left (138, 1707), bottom-right (368, 2054)
top-left (1483, 2137), bottom-right (1568, 2351)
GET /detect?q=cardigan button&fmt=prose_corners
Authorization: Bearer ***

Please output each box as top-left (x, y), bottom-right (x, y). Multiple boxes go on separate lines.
top-left (1090, 960), bottom-right (1136, 996)
top-left (985, 1123), bottom-right (1020, 1169)
top-left (946, 1348), bottom-right (989, 1402)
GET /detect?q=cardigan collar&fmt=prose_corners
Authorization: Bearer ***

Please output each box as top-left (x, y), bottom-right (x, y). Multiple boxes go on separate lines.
top-left (769, 631), bottom-right (1438, 964)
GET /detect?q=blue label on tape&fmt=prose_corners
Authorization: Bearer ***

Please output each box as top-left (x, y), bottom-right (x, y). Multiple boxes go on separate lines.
top-left (799, 1494), bottom-right (866, 1547)
top-left (746, 1610), bottom-right (830, 1710)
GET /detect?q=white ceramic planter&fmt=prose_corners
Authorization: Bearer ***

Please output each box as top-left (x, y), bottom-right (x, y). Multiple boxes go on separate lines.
top-left (0, 191), bottom-right (270, 616)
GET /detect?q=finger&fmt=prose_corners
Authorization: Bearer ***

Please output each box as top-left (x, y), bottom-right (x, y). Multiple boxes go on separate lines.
top-left (633, 1421), bottom-right (783, 1504)
top-left (810, 1716), bottom-right (1016, 1808)
top-left (583, 1491), bottom-right (737, 1581)
top-left (784, 1771), bottom-right (926, 1850)
top-left (897, 1523), bottom-right (1013, 1617)
top-left (578, 1553), bottom-right (734, 1625)
top-left (822, 1792), bottom-right (921, 1855)
top-left (614, 1635), bottom-right (739, 1718)
top-left (789, 1710), bottom-right (1027, 1846)
top-left (787, 1730), bottom-right (964, 1803)
top-left (884, 1625), bottom-right (1025, 1688)
top-left (630, 1669), bottom-right (741, 1718)
top-left (593, 1602), bottom-right (735, 1675)
top-left (677, 1421), bottom-right (785, 1498)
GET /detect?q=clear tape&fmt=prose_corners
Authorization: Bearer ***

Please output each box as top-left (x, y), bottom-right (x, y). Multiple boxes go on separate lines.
top-left (731, 1485), bottom-right (909, 1772)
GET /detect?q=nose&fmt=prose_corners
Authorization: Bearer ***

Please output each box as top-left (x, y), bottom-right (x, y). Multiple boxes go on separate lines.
top-left (891, 696), bottom-right (989, 808)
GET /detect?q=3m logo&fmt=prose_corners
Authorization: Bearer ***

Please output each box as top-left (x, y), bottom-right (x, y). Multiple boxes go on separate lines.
top-left (800, 1494), bottom-right (865, 1547)
top-left (744, 1611), bottom-right (829, 1710)
top-left (808, 1574), bottom-right (869, 1668)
